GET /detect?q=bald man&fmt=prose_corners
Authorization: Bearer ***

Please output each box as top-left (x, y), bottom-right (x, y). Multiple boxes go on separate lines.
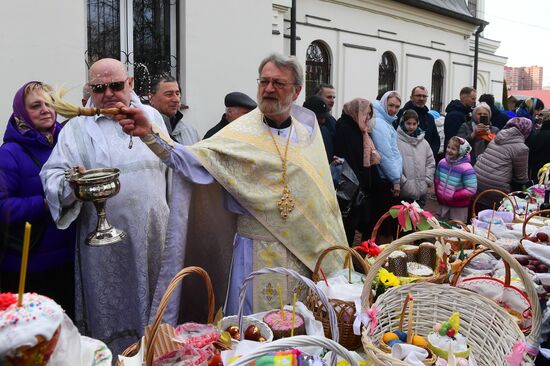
top-left (41, 58), bottom-right (170, 355)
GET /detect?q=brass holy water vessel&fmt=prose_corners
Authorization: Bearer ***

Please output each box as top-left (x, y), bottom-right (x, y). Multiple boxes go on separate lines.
top-left (66, 167), bottom-right (126, 246)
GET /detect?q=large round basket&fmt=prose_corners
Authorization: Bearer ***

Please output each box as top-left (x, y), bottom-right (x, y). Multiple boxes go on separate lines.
top-left (306, 245), bottom-right (370, 350)
top-left (117, 266), bottom-right (215, 366)
top-left (360, 229), bottom-right (541, 366)
top-left (472, 188), bottom-right (518, 221)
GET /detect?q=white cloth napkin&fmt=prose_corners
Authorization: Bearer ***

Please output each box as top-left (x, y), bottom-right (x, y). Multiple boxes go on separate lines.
top-left (390, 343), bottom-right (428, 366)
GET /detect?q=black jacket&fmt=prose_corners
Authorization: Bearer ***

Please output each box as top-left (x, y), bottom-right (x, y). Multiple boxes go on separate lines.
top-left (203, 114), bottom-right (229, 139)
top-left (528, 123), bottom-right (550, 181)
top-left (334, 112), bottom-right (379, 193)
top-left (395, 101), bottom-right (440, 157)
top-left (444, 100), bottom-right (472, 149)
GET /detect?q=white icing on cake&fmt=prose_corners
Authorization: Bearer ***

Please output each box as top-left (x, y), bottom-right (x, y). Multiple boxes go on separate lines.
top-left (0, 293), bottom-right (64, 356)
top-left (407, 262), bottom-right (434, 276)
top-left (428, 332), bottom-right (468, 353)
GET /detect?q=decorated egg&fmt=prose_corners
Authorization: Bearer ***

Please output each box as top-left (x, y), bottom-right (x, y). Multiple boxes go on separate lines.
top-left (386, 339), bottom-right (403, 347)
top-left (225, 325), bottom-right (240, 340)
top-left (382, 332), bottom-right (399, 343)
top-left (434, 323), bottom-right (441, 332)
top-left (411, 335), bottom-right (428, 347)
top-left (244, 324), bottom-right (261, 341)
top-left (394, 330), bottom-right (407, 342)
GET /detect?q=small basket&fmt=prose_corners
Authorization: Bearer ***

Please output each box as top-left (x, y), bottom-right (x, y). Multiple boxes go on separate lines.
top-left (450, 247), bottom-right (532, 332)
top-left (377, 293), bottom-right (436, 365)
top-left (371, 213), bottom-right (448, 284)
top-left (236, 267), bottom-right (340, 343)
top-left (228, 335), bottom-right (359, 366)
top-left (443, 220), bottom-right (475, 251)
top-left (472, 188), bottom-right (518, 221)
top-left (306, 245), bottom-right (370, 350)
top-left (521, 208), bottom-right (550, 239)
top-left (117, 266), bottom-right (215, 366)
top-left (360, 229), bottom-right (541, 366)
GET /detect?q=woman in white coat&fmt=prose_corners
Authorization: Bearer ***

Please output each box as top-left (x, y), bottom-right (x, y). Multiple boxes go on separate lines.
top-left (396, 109), bottom-right (436, 206)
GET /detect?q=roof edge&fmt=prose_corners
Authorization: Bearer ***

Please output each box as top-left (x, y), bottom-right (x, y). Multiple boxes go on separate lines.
top-left (392, 0), bottom-right (487, 26)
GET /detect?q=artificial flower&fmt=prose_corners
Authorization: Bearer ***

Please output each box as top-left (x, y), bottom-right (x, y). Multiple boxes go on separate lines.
top-left (378, 268), bottom-right (400, 287)
top-left (435, 240), bottom-right (451, 257)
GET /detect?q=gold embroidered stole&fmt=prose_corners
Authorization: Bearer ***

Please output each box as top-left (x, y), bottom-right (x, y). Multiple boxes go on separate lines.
top-left (188, 108), bottom-right (346, 273)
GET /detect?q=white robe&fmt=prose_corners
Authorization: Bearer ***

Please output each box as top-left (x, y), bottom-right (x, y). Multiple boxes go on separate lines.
top-left (40, 94), bottom-right (170, 356)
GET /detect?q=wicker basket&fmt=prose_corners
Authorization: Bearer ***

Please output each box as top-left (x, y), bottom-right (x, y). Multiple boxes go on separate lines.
top-left (377, 293), bottom-right (436, 365)
top-left (228, 335), bottom-right (359, 366)
top-left (472, 188), bottom-right (518, 221)
top-left (450, 247), bottom-right (533, 331)
top-left (236, 267), bottom-right (340, 343)
top-left (521, 208), bottom-right (550, 238)
top-left (305, 245), bottom-right (370, 350)
top-left (117, 266), bottom-right (215, 366)
top-left (360, 229), bottom-right (541, 366)
top-left (443, 220), bottom-right (475, 251)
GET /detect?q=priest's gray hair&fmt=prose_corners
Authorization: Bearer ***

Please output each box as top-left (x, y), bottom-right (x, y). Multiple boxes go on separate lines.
top-left (258, 53), bottom-right (304, 87)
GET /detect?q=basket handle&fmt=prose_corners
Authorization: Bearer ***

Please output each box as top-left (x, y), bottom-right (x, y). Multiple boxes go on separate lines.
top-left (360, 229), bottom-right (541, 346)
top-left (449, 247), bottom-right (511, 287)
top-left (471, 189), bottom-right (517, 220)
top-left (369, 212), bottom-right (394, 243)
top-left (447, 220), bottom-right (471, 232)
top-left (522, 209), bottom-right (550, 237)
top-left (145, 266), bottom-right (215, 366)
top-left (237, 267), bottom-right (340, 343)
top-left (227, 335), bottom-right (359, 366)
top-left (312, 245), bottom-right (370, 282)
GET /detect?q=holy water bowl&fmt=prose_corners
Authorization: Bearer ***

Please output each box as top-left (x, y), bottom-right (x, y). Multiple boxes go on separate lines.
top-left (66, 167), bottom-right (126, 246)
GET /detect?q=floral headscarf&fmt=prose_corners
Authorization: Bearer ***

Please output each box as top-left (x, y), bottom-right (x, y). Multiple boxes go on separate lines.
top-left (503, 117), bottom-right (533, 140)
top-left (342, 98), bottom-right (380, 167)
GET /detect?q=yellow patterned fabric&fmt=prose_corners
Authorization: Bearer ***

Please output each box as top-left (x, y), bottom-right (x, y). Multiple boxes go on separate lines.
top-left (188, 108), bottom-right (346, 274)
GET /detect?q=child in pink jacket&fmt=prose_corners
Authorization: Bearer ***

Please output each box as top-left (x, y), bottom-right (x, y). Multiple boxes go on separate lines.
top-left (434, 136), bottom-right (477, 222)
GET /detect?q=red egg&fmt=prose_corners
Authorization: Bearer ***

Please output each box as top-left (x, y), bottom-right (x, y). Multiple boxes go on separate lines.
top-left (447, 328), bottom-right (456, 337)
top-left (536, 232), bottom-right (549, 242)
top-left (226, 326), bottom-right (240, 340)
top-left (244, 324), bottom-right (261, 341)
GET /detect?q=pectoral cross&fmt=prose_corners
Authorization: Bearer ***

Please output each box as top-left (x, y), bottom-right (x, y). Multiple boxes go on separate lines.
top-left (277, 186), bottom-right (295, 220)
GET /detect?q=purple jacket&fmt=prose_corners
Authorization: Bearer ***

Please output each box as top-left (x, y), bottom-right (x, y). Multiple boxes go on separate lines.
top-left (0, 119), bottom-right (75, 272)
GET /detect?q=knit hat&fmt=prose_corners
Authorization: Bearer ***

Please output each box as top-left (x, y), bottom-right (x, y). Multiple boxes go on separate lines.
top-left (503, 117), bottom-right (533, 139)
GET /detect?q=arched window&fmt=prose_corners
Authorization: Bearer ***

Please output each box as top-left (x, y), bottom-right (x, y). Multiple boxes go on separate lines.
top-left (86, 0), bottom-right (179, 100)
top-left (431, 61), bottom-right (445, 112)
top-left (378, 52), bottom-right (396, 98)
top-left (305, 41), bottom-right (331, 97)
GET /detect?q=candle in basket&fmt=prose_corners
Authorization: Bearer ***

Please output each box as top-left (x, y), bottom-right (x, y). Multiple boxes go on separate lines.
top-left (17, 222), bottom-right (32, 307)
top-left (276, 282), bottom-right (286, 320)
top-left (291, 292), bottom-right (296, 336)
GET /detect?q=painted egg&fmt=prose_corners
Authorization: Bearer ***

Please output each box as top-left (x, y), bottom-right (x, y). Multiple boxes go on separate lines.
top-left (394, 330), bottom-right (407, 342)
top-left (382, 332), bottom-right (399, 343)
top-left (386, 339), bottom-right (403, 347)
top-left (411, 335), bottom-right (428, 347)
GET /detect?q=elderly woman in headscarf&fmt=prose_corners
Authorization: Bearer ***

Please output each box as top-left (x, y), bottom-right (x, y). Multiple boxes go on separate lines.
top-left (474, 117), bottom-right (533, 211)
top-left (457, 102), bottom-right (499, 164)
top-left (334, 98), bottom-right (380, 243)
top-left (516, 97), bottom-right (544, 125)
top-left (0, 81), bottom-right (76, 317)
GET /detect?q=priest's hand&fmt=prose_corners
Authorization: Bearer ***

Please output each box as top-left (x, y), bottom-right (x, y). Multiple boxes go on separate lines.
top-left (113, 102), bottom-right (153, 137)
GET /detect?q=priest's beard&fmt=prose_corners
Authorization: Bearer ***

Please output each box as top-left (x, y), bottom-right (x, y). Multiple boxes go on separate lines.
top-left (257, 91), bottom-right (293, 117)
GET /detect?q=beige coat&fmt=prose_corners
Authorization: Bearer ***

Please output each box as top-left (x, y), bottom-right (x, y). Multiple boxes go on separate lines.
top-left (397, 128), bottom-right (436, 201)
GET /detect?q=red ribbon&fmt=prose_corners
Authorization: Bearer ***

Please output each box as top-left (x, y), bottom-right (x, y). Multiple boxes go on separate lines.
top-left (355, 240), bottom-right (382, 257)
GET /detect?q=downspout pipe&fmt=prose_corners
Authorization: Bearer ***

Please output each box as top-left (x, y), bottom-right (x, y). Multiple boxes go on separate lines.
top-left (473, 23), bottom-right (485, 89)
top-left (290, 0), bottom-right (296, 56)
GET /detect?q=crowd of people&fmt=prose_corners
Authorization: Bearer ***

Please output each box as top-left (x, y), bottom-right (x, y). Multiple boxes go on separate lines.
top-left (1, 53), bottom-right (549, 358)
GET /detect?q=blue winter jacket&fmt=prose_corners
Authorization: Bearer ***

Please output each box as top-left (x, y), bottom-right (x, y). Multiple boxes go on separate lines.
top-left (0, 120), bottom-right (75, 272)
top-left (371, 100), bottom-right (402, 183)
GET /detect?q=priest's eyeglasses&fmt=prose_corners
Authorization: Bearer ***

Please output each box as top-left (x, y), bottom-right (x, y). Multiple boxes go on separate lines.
top-left (89, 79), bottom-right (128, 94)
top-left (257, 78), bottom-right (294, 89)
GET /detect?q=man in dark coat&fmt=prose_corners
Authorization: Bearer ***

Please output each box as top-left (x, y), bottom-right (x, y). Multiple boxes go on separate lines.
top-left (314, 84), bottom-right (338, 159)
top-left (443, 86), bottom-right (476, 149)
top-left (479, 93), bottom-right (510, 130)
top-left (303, 95), bottom-right (333, 161)
top-left (203, 91), bottom-right (256, 139)
top-left (395, 85), bottom-right (440, 157)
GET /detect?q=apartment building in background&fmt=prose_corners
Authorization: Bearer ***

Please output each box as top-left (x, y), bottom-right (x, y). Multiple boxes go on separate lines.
top-left (505, 65), bottom-right (543, 90)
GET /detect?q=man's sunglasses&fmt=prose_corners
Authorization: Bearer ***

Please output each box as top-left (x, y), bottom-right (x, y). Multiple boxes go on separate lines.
top-left (89, 79), bottom-right (127, 94)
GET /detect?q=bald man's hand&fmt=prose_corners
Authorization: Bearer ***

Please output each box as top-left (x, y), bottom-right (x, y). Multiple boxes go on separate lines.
top-left (113, 102), bottom-right (153, 137)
